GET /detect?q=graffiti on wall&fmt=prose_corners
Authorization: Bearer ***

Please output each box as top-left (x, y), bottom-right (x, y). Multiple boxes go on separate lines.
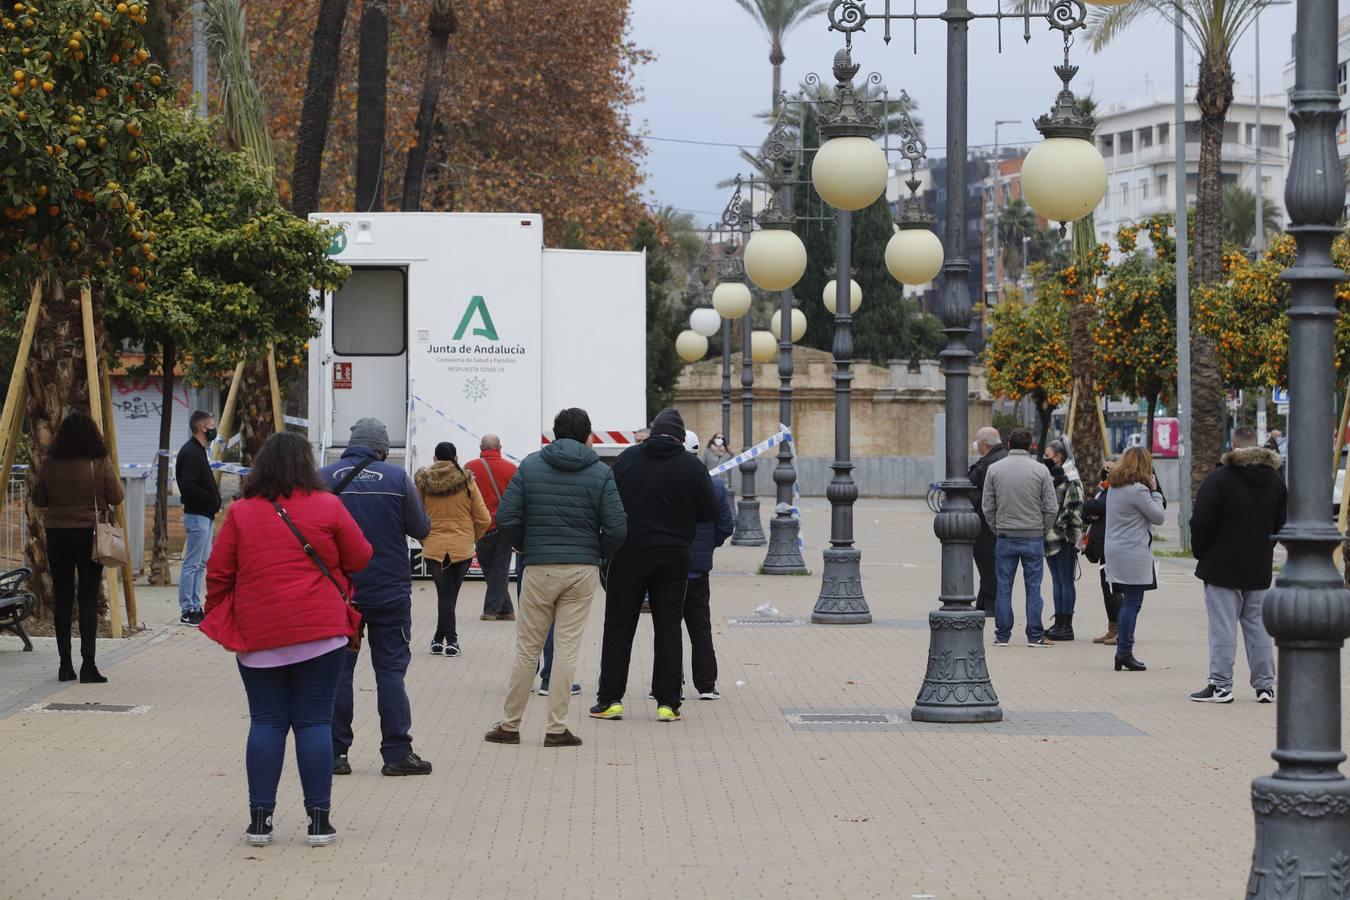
top-left (111, 379), bottom-right (193, 421)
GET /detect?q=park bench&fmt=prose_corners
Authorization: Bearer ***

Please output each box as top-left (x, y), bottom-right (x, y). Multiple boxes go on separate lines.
top-left (0, 567), bottom-right (34, 652)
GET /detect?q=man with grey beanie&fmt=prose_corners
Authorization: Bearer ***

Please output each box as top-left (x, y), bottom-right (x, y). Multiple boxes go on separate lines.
top-left (321, 417), bottom-right (433, 777)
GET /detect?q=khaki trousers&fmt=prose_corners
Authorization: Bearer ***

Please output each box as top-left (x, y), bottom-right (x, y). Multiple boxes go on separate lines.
top-left (500, 563), bottom-right (599, 735)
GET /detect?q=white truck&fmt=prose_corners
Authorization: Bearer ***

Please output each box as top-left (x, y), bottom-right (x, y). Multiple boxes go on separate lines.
top-left (306, 212), bottom-right (647, 470)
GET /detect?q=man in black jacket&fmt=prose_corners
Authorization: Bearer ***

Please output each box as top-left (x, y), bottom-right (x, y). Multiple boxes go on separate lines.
top-left (592, 408), bottom-right (718, 723)
top-left (1188, 426), bottom-right (1287, 704)
top-left (968, 427), bottom-right (1007, 616)
top-left (174, 410), bottom-right (222, 626)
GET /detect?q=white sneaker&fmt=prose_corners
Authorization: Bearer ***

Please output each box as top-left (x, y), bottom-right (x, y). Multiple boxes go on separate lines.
top-left (698, 689), bottom-right (721, 701)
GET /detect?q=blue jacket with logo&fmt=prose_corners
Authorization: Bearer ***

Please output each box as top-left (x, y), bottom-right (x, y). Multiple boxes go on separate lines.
top-left (689, 476), bottom-right (735, 577)
top-left (320, 446), bottom-right (431, 607)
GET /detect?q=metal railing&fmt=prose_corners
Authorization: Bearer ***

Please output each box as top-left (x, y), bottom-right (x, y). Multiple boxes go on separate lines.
top-left (3, 466), bottom-right (28, 568)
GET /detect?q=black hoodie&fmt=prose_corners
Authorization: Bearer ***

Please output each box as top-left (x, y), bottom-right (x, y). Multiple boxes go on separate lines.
top-left (611, 434), bottom-right (718, 552)
top-left (1190, 446), bottom-right (1288, 590)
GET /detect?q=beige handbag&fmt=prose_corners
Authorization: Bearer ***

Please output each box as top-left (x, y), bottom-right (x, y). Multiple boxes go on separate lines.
top-left (90, 460), bottom-right (128, 568)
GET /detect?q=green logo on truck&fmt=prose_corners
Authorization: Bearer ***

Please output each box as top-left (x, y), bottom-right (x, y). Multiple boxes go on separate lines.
top-left (452, 295), bottom-right (499, 341)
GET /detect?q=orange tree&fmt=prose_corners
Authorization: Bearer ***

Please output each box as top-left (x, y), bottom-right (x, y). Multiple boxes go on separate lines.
top-left (983, 275), bottom-right (1072, 449)
top-left (1094, 217), bottom-right (1179, 442)
top-left (1195, 233), bottom-right (1350, 392)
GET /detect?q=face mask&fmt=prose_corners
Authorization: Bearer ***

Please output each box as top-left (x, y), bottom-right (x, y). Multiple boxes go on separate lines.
top-left (972, 441), bottom-right (982, 454)
top-left (204, 428), bottom-right (218, 443)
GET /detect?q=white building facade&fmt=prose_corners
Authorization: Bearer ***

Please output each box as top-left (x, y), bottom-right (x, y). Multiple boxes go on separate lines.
top-left (1090, 94), bottom-right (1288, 247)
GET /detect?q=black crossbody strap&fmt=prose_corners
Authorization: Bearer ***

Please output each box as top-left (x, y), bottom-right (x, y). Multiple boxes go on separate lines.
top-left (332, 458), bottom-right (373, 496)
top-left (271, 501), bottom-right (348, 603)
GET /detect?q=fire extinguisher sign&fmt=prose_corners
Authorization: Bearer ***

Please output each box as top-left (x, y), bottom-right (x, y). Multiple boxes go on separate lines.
top-left (334, 362), bottom-right (353, 390)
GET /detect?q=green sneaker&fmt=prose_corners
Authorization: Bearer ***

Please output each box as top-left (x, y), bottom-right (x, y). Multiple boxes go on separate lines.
top-left (589, 702), bottom-right (624, 720)
top-left (656, 705), bottom-right (681, 723)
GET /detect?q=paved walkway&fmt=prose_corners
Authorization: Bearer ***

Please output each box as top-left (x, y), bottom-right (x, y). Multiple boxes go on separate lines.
top-left (0, 499), bottom-right (1344, 899)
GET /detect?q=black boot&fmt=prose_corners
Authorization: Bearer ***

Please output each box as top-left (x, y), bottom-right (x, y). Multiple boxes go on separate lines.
top-left (58, 658), bottom-right (76, 681)
top-left (245, 807), bottom-right (274, 846)
top-left (306, 807), bottom-right (337, 846)
top-left (1049, 613), bottom-right (1075, 641)
top-left (1114, 653), bottom-right (1147, 672)
top-left (79, 662), bottom-right (108, 683)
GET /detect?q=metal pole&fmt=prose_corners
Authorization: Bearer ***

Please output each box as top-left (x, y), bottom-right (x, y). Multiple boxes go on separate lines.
top-left (765, 155), bottom-right (807, 573)
top-left (1174, 2), bottom-right (1193, 551)
top-left (910, 0), bottom-right (1001, 722)
top-left (812, 208), bottom-right (869, 621)
top-left (1248, 0), bottom-right (1350, 881)
top-left (732, 270), bottom-right (765, 546)
top-left (1253, 5), bottom-right (1264, 254)
top-left (192, 0), bottom-right (208, 117)
top-left (721, 316), bottom-right (733, 451)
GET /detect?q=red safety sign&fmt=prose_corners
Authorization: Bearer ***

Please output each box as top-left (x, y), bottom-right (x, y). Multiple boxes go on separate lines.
top-left (334, 362), bottom-right (352, 390)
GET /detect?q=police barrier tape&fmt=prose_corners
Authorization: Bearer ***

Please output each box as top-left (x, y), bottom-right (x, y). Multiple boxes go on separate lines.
top-left (708, 424), bottom-right (805, 553)
top-left (409, 393), bottom-right (524, 463)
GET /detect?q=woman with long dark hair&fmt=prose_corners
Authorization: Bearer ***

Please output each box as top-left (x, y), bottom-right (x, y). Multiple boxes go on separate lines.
top-left (203, 431), bottom-right (372, 847)
top-left (32, 409), bottom-right (123, 683)
top-left (1104, 447), bottom-right (1167, 672)
top-left (414, 442), bottom-right (490, 657)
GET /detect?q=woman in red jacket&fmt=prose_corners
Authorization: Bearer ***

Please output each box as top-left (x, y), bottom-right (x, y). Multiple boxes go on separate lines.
top-left (204, 432), bottom-right (372, 848)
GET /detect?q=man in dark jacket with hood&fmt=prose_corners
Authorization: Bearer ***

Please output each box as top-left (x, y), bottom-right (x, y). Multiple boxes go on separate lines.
top-left (592, 408), bottom-right (718, 723)
top-left (320, 418), bottom-right (434, 776)
top-left (1188, 426), bottom-right (1287, 704)
top-left (969, 426), bottom-right (1008, 616)
top-left (483, 407), bottom-right (626, 748)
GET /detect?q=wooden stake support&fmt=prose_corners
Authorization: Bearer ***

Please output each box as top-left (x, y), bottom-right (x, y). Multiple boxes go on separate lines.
top-left (99, 359), bottom-right (139, 631)
top-left (0, 281), bottom-right (41, 481)
top-left (213, 361), bottom-right (245, 487)
top-left (266, 343), bottom-right (284, 433)
top-left (80, 285), bottom-right (123, 639)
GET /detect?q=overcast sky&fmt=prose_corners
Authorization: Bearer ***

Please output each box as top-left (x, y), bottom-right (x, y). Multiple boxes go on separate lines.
top-left (628, 0), bottom-right (1301, 226)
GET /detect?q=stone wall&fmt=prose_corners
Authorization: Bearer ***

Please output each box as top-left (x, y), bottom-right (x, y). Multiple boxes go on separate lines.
top-left (675, 347), bottom-right (993, 498)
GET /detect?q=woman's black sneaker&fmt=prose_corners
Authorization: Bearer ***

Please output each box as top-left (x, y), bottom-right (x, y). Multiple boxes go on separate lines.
top-left (245, 807), bottom-right (274, 846)
top-left (306, 807), bottom-right (337, 846)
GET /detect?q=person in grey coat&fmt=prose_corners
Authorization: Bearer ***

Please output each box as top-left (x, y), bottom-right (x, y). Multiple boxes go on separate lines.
top-left (1104, 446), bottom-right (1167, 672)
top-left (982, 428), bottom-right (1058, 647)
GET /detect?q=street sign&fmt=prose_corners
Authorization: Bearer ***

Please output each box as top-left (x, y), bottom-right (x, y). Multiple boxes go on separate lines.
top-left (1272, 388), bottom-right (1290, 405)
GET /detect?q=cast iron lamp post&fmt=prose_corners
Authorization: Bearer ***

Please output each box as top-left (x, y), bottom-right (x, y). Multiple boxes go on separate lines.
top-left (729, 190), bottom-right (771, 547)
top-left (1246, 0), bottom-right (1350, 885)
top-left (823, 0), bottom-right (1104, 719)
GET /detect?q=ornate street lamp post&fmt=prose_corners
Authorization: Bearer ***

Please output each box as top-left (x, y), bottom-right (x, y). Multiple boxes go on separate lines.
top-left (824, 0), bottom-right (1104, 719)
top-left (1247, 0), bottom-right (1350, 884)
top-left (731, 194), bottom-right (767, 547)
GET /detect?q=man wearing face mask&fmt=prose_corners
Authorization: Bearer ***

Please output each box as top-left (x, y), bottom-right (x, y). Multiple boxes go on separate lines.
top-left (175, 410), bottom-right (223, 626)
top-left (968, 427), bottom-right (1007, 617)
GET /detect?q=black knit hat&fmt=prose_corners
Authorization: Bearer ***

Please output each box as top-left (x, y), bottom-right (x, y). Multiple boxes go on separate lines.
top-left (649, 408), bottom-right (686, 443)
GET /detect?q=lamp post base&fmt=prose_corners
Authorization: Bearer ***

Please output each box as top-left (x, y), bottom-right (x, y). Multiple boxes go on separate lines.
top-left (1247, 776), bottom-right (1350, 898)
top-left (910, 609), bottom-right (1002, 723)
top-left (731, 498), bottom-right (766, 546)
top-left (763, 515), bottom-right (807, 574)
top-left (811, 546), bottom-right (870, 623)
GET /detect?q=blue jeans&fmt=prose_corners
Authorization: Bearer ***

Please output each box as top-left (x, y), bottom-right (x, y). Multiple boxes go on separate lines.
top-left (994, 536), bottom-right (1046, 643)
top-left (237, 646), bottom-right (345, 809)
top-left (1117, 588), bottom-right (1146, 655)
top-left (333, 601), bottom-right (414, 764)
top-left (179, 513), bottom-right (213, 613)
top-left (1048, 547), bottom-right (1077, 616)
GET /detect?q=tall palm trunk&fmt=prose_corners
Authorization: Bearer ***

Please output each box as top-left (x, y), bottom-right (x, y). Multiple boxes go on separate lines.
top-left (770, 40), bottom-right (784, 115)
top-left (1188, 45), bottom-right (1233, 500)
top-left (1069, 214), bottom-right (1103, 483)
top-left (150, 339), bottom-right (174, 586)
top-left (355, 0), bottom-right (389, 212)
top-left (23, 280), bottom-right (97, 620)
top-left (290, 0), bottom-right (350, 217)
top-left (401, 0), bottom-right (456, 211)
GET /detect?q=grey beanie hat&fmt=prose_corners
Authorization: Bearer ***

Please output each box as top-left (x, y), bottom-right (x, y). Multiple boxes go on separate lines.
top-left (350, 417), bottom-right (390, 454)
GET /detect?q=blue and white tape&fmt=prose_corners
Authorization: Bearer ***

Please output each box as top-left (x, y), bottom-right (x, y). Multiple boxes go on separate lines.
top-left (409, 393), bottom-right (523, 463)
top-left (710, 424), bottom-right (805, 552)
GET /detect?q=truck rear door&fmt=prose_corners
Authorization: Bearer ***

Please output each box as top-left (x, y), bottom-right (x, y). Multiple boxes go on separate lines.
top-left (328, 266), bottom-right (409, 448)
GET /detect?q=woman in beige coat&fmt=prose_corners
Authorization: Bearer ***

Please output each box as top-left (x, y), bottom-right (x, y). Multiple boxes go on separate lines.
top-left (414, 442), bottom-right (490, 657)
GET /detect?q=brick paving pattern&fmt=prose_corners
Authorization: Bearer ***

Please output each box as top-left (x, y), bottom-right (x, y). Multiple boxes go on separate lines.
top-left (1, 499), bottom-right (1346, 899)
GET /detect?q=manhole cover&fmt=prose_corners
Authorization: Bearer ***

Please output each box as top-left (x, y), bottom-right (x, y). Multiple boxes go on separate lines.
top-left (788, 712), bottom-right (902, 725)
top-left (726, 616), bottom-right (806, 626)
top-left (26, 702), bottom-right (151, 715)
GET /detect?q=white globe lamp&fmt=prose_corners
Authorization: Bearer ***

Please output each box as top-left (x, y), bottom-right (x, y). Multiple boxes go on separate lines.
top-left (689, 307), bottom-right (721, 338)
top-left (1022, 137), bottom-right (1107, 225)
top-left (885, 226), bottom-right (946, 286)
top-left (823, 278), bottom-right (863, 315)
top-left (769, 308), bottom-right (808, 343)
top-left (750, 330), bottom-right (778, 364)
top-left (675, 330), bottom-right (708, 363)
top-left (812, 136), bottom-right (889, 211)
top-left (712, 281), bottom-right (753, 320)
top-left (744, 228), bottom-right (807, 292)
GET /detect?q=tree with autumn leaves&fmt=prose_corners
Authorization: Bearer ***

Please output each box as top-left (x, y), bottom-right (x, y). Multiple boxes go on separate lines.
top-left (983, 275), bottom-right (1071, 450)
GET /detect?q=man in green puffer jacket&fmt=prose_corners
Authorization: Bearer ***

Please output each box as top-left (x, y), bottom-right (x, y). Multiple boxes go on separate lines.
top-left (484, 408), bottom-right (627, 748)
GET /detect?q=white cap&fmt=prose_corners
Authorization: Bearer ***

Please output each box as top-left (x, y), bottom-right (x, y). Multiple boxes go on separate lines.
top-left (683, 430), bottom-right (701, 453)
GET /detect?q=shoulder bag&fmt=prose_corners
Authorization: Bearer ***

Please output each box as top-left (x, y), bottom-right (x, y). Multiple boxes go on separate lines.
top-left (272, 500), bottom-right (363, 650)
top-left (91, 459), bottom-right (129, 568)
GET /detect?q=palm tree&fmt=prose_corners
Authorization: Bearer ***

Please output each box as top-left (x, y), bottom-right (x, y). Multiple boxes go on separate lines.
top-left (204, 0), bottom-right (276, 185)
top-left (401, 0), bottom-right (457, 211)
top-left (1220, 183), bottom-right (1282, 248)
top-left (291, 0), bottom-right (351, 217)
top-left (655, 205), bottom-right (705, 273)
top-left (732, 0), bottom-right (830, 115)
top-left (1083, 0), bottom-right (1266, 495)
top-left (996, 198), bottom-right (1038, 283)
top-left (356, 0), bottom-right (389, 211)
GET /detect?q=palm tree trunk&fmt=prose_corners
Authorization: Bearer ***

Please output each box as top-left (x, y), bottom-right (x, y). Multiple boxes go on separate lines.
top-left (150, 339), bottom-right (174, 586)
top-left (770, 40), bottom-right (784, 116)
top-left (1036, 397), bottom-right (1052, 454)
top-left (355, 0), bottom-right (389, 212)
top-left (1189, 46), bottom-right (1234, 501)
top-left (1145, 390), bottom-right (1159, 453)
top-left (400, 0), bottom-right (456, 212)
top-left (23, 279), bottom-right (96, 620)
top-left (290, 0), bottom-right (350, 217)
